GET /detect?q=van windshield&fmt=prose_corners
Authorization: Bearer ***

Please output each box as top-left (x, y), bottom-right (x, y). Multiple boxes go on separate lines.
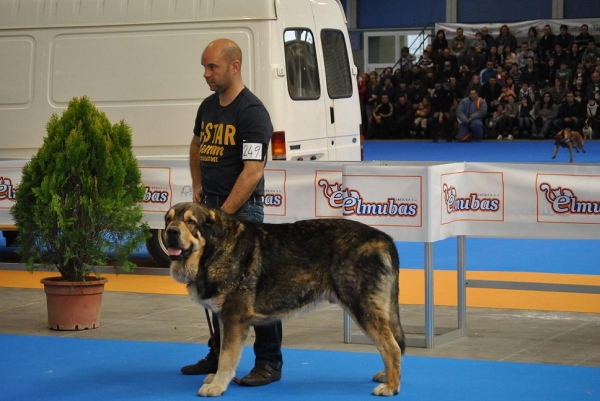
top-left (284, 29), bottom-right (321, 100)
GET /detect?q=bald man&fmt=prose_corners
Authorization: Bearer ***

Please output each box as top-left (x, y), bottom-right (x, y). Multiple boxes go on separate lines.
top-left (183, 38), bottom-right (282, 387)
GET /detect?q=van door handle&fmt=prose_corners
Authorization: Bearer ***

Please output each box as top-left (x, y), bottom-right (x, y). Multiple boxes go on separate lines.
top-left (330, 107), bottom-right (335, 124)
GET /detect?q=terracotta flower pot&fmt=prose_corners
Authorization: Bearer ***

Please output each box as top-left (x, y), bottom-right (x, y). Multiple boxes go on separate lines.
top-left (40, 276), bottom-right (108, 330)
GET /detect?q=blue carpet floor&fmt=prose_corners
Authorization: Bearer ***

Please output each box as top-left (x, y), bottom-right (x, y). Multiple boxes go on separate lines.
top-left (363, 139), bottom-right (600, 163)
top-left (1, 334), bottom-right (598, 400)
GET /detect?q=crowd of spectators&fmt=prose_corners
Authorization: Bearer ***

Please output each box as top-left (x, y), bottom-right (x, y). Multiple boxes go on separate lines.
top-left (359, 23), bottom-right (600, 142)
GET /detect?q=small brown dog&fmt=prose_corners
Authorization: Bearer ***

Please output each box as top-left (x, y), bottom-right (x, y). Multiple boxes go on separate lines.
top-left (552, 128), bottom-right (586, 163)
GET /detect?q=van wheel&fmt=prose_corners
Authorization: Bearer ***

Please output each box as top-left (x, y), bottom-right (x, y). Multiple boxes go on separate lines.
top-left (145, 229), bottom-right (171, 268)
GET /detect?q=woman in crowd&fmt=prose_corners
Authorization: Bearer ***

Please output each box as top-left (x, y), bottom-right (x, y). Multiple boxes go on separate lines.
top-left (432, 30), bottom-right (449, 56)
top-left (532, 92), bottom-right (558, 139)
top-left (496, 24), bottom-right (517, 52)
top-left (518, 96), bottom-right (534, 138)
top-left (548, 78), bottom-right (568, 105)
top-left (526, 27), bottom-right (539, 56)
top-left (501, 45), bottom-right (516, 70)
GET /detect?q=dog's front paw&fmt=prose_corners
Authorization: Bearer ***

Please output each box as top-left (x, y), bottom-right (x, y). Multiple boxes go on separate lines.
top-left (373, 383), bottom-right (400, 396)
top-left (203, 374), bottom-right (215, 384)
top-left (198, 382), bottom-right (226, 397)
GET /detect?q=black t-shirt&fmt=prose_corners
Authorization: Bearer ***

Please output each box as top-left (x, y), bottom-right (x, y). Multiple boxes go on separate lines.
top-left (193, 87), bottom-right (273, 197)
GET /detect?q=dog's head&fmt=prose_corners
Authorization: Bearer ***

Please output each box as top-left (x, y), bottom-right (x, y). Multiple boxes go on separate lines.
top-left (164, 202), bottom-right (222, 283)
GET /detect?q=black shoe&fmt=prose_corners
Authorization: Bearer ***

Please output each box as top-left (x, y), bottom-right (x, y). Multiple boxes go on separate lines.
top-left (239, 364), bottom-right (282, 386)
top-left (180, 350), bottom-right (218, 375)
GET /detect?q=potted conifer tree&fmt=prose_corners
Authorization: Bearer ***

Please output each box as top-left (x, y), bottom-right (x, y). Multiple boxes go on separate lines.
top-left (10, 96), bottom-right (148, 330)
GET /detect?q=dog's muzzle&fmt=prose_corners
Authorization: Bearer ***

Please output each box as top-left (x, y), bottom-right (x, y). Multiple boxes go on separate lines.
top-left (165, 227), bottom-right (192, 260)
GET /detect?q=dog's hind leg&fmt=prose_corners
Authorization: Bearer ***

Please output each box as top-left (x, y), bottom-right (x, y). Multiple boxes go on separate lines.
top-left (342, 271), bottom-right (403, 396)
top-left (352, 303), bottom-right (402, 396)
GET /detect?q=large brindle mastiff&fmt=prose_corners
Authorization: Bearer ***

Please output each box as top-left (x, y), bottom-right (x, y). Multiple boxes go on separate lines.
top-left (165, 202), bottom-right (405, 397)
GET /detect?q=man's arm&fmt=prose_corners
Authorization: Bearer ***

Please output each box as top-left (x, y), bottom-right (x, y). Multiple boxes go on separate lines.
top-left (189, 135), bottom-right (203, 202)
top-left (220, 160), bottom-right (264, 215)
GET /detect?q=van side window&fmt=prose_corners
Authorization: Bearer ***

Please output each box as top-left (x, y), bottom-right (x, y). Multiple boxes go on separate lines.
top-left (284, 29), bottom-right (320, 100)
top-left (321, 30), bottom-right (353, 98)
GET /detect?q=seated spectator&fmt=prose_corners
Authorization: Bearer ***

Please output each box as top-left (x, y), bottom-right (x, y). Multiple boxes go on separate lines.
top-left (504, 75), bottom-right (518, 96)
top-left (526, 27), bottom-right (539, 56)
top-left (532, 92), bottom-right (558, 139)
top-left (495, 65), bottom-right (507, 86)
top-left (480, 26), bottom-right (496, 50)
top-left (584, 97), bottom-right (600, 138)
top-left (480, 76), bottom-right (502, 117)
top-left (436, 48), bottom-right (458, 74)
top-left (571, 76), bottom-right (587, 103)
top-left (499, 94), bottom-right (518, 140)
top-left (464, 74), bottom-right (482, 98)
top-left (508, 63), bottom-right (522, 87)
top-left (500, 45), bottom-right (516, 71)
top-left (582, 41), bottom-right (599, 72)
top-left (408, 79), bottom-right (429, 105)
top-left (489, 103), bottom-right (506, 139)
top-left (429, 79), bottom-right (456, 142)
top-left (518, 81), bottom-right (536, 103)
top-left (432, 30), bottom-right (449, 57)
top-left (399, 46), bottom-right (416, 75)
top-left (407, 64), bottom-right (425, 85)
top-left (538, 56), bottom-right (557, 88)
top-left (587, 71), bottom-right (600, 103)
top-left (554, 24), bottom-right (574, 51)
top-left (552, 43), bottom-right (569, 66)
top-left (413, 96), bottom-right (431, 137)
top-left (395, 93), bottom-right (414, 138)
top-left (573, 64), bottom-right (588, 87)
top-left (570, 43), bottom-right (584, 73)
top-left (364, 72), bottom-right (381, 132)
top-left (520, 57), bottom-right (539, 87)
top-left (549, 78), bottom-right (568, 105)
top-left (554, 91), bottom-right (584, 132)
top-left (381, 76), bottom-right (396, 99)
top-left (487, 45), bottom-right (501, 67)
top-left (575, 24), bottom-right (596, 48)
top-left (555, 60), bottom-right (573, 87)
top-left (518, 96), bottom-right (534, 138)
top-left (456, 89), bottom-right (488, 141)
top-left (496, 24), bottom-right (517, 52)
top-left (417, 51), bottom-right (435, 71)
top-left (516, 42), bottom-right (535, 69)
top-left (369, 93), bottom-right (395, 139)
top-left (450, 27), bottom-right (470, 65)
top-left (471, 32), bottom-right (488, 54)
top-left (449, 75), bottom-right (464, 99)
top-left (498, 84), bottom-right (516, 105)
top-left (538, 24), bottom-right (556, 62)
top-left (480, 60), bottom-right (498, 84)
top-left (437, 59), bottom-right (456, 84)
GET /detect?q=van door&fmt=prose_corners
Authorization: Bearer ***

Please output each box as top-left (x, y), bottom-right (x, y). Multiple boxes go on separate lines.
top-left (276, 0), bottom-right (360, 161)
top-left (277, 1), bottom-right (329, 161)
top-left (309, 0), bottom-right (361, 161)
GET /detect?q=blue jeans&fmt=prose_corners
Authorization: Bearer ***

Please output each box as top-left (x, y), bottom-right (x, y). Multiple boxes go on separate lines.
top-left (202, 197), bottom-right (283, 371)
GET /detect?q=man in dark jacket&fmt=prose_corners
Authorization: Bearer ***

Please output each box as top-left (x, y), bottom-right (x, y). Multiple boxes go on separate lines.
top-left (429, 79), bottom-right (456, 142)
top-left (554, 91), bottom-right (584, 131)
top-left (538, 25), bottom-right (556, 62)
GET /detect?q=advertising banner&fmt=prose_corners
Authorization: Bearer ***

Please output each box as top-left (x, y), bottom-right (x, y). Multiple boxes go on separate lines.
top-left (1, 159), bottom-right (599, 241)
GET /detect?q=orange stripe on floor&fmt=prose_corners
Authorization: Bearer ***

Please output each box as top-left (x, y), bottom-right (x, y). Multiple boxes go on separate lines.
top-left (1, 270), bottom-right (599, 314)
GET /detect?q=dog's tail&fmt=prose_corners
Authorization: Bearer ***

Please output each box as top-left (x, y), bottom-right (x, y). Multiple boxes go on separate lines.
top-left (389, 243), bottom-right (406, 355)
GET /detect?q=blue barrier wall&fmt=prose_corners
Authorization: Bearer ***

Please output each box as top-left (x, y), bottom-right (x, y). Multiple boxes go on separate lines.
top-left (457, 0), bottom-right (552, 23)
top-left (356, 0), bottom-right (446, 29)
top-left (350, 0), bottom-right (600, 28)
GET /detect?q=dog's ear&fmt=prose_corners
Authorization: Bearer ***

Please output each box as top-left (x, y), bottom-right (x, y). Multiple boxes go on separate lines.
top-left (199, 207), bottom-right (224, 238)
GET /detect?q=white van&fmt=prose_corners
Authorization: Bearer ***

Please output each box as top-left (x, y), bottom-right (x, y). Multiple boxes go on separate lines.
top-left (0, 0), bottom-right (361, 263)
top-left (0, 0), bottom-right (360, 161)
